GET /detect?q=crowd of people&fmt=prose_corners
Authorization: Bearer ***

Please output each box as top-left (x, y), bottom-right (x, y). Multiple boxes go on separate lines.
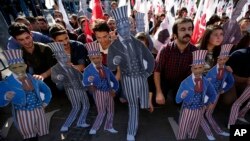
top-left (1, 0), bottom-right (250, 141)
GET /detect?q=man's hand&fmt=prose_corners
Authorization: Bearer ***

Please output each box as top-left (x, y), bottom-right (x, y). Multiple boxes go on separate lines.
top-left (208, 103), bottom-right (216, 110)
top-left (156, 92), bottom-right (165, 105)
top-left (247, 77), bottom-right (250, 85)
top-left (148, 92), bottom-right (154, 113)
top-left (110, 89), bottom-right (116, 97)
top-left (5, 91), bottom-right (15, 101)
top-left (42, 103), bottom-right (48, 108)
top-left (33, 74), bottom-right (44, 80)
top-left (110, 30), bottom-right (117, 41)
top-left (226, 66), bottom-right (233, 73)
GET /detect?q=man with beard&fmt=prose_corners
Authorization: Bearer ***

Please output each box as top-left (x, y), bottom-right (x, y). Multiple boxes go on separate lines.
top-left (154, 18), bottom-right (197, 105)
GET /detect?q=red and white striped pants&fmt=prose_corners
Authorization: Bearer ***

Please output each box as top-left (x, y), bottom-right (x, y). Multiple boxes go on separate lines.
top-left (228, 86), bottom-right (250, 126)
top-left (177, 107), bottom-right (205, 140)
top-left (16, 107), bottom-right (48, 139)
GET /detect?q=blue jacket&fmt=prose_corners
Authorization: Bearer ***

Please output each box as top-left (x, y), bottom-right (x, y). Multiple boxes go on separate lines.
top-left (83, 64), bottom-right (119, 92)
top-left (176, 75), bottom-right (217, 106)
top-left (206, 65), bottom-right (234, 93)
top-left (0, 74), bottom-right (52, 107)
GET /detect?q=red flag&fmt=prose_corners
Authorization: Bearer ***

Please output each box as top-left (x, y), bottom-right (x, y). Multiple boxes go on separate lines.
top-left (191, 14), bottom-right (206, 44)
top-left (92, 0), bottom-right (104, 21)
top-left (84, 20), bottom-right (93, 43)
top-left (131, 0), bottom-right (135, 7)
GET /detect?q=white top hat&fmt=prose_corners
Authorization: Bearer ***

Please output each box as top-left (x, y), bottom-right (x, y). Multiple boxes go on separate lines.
top-left (48, 42), bottom-right (66, 56)
top-left (219, 44), bottom-right (233, 57)
top-left (192, 50), bottom-right (207, 65)
top-left (85, 42), bottom-right (101, 56)
top-left (3, 49), bottom-right (24, 65)
top-left (111, 5), bottom-right (129, 24)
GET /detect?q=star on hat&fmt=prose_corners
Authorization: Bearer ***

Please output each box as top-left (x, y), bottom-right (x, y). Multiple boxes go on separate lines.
top-left (3, 49), bottom-right (24, 65)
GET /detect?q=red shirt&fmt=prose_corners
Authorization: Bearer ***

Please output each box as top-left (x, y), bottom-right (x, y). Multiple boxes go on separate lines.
top-left (154, 41), bottom-right (197, 86)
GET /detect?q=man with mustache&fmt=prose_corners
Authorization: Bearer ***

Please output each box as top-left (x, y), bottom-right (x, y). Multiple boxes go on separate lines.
top-left (154, 18), bottom-right (197, 105)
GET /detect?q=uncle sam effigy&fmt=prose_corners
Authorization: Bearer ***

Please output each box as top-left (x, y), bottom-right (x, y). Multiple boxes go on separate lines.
top-left (107, 5), bottom-right (155, 141)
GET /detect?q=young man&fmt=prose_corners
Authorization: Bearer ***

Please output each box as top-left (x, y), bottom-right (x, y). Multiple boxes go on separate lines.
top-left (201, 44), bottom-right (234, 140)
top-left (107, 6), bottom-right (155, 141)
top-left (49, 42), bottom-right (90, 132)
top-left (7, 17), bottom-right (52, 50)
top-left (0, 49), bottom-right (52, 141)
top-left (83, 42), bottom-right (119, 135)
top-left (8, 22), bottom-right (56, 87)
top-left (154, 18), bottom-right (197, 105)
top-left (175, 50), bottom-right (216, 140)
top-left (92, 19), bottom-right (112, 66)
top-left (49, 23), bottom-right (90, 72)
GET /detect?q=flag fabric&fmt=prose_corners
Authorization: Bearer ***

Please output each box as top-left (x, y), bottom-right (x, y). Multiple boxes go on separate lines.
top-left (118, 0), bottom-right (127, 7)
top-left (84, 20), bottom-right (93, 43)
top-left (0, 12), bottom-right (10, 50)
top-left (91, 0), bottom-right (105, 21)
top-left (45, 0), bottom-right (54, 9)
top-left (191, 0), bottom-right (217, 44)
top-left (231, 0), bottom-right (248, 20)
top-left (58, 0), bottom-right (73, 31)
top-left (78, 0), bottom-right (88, 16)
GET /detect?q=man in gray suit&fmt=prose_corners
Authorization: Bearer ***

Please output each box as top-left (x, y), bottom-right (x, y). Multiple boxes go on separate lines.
top-left (107, 5), bottom-right (155, 141)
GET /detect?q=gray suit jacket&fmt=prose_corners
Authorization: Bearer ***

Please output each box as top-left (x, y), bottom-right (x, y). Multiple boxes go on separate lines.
top-left (51, 64), bottom-right (84, 89)
top-left (107, 36), bottom-right (155, 77)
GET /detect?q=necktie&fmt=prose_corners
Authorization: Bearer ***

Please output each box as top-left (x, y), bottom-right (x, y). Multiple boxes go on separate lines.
top-left (194, 77), bottom-right (203, 93)
top-left (123, 39), bottom-right (133, 52)
top-left (18, 76), bottom-right (34, 91)
top-left (217, 68), bottom-right (224, 80)
top-left (97, 66), bottom-right (106, 79)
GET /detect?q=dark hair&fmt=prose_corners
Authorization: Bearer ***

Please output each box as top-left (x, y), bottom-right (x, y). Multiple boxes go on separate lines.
top-left (206, 14), bottom-right (221, 26)
top-left (238, 17), bottom-right (250, 24)
top-left (92, 19), bottom-right (110, 33)
top-left (26, 16), bottom-right (37, 24)
top-left (36, 16), bottom-right (47, 23)
top-left (8, 22), bottom-right (30, 38)
top-left (180, 7), bottom-right (188, 13)
top-left (172, 18), bottom-right (193, 36)
top-left (198, 25), bottom-right (223, 58)
top-left (53, 10), bottom-right (63, 17)
top-left (235, 32), bottom-right (250, 50)
top-left (135, 32), bottom-right (149, 47)
top-left (14, 17), bottom-right (30, 26)
top-left (49, 23), bottom-right (67, 39)
top-left (55, 18), bottom-right (66, 28)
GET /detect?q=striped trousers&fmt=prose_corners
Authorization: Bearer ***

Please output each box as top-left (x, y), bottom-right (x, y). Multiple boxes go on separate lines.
top-left (121, 75), bottom-right (149, 136)
top-left (201, 94), bottom-right (223, 136)
top-left (177, 107), bottom-right (205, 140)
top-left (16, 107), bottom-right (48, 139)
top-left (91, 90), bottom-right (115, 130)
top-left (228, 86), bottom-right (250, 126)
top-left (63, 88), bottom-right (90, 128)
